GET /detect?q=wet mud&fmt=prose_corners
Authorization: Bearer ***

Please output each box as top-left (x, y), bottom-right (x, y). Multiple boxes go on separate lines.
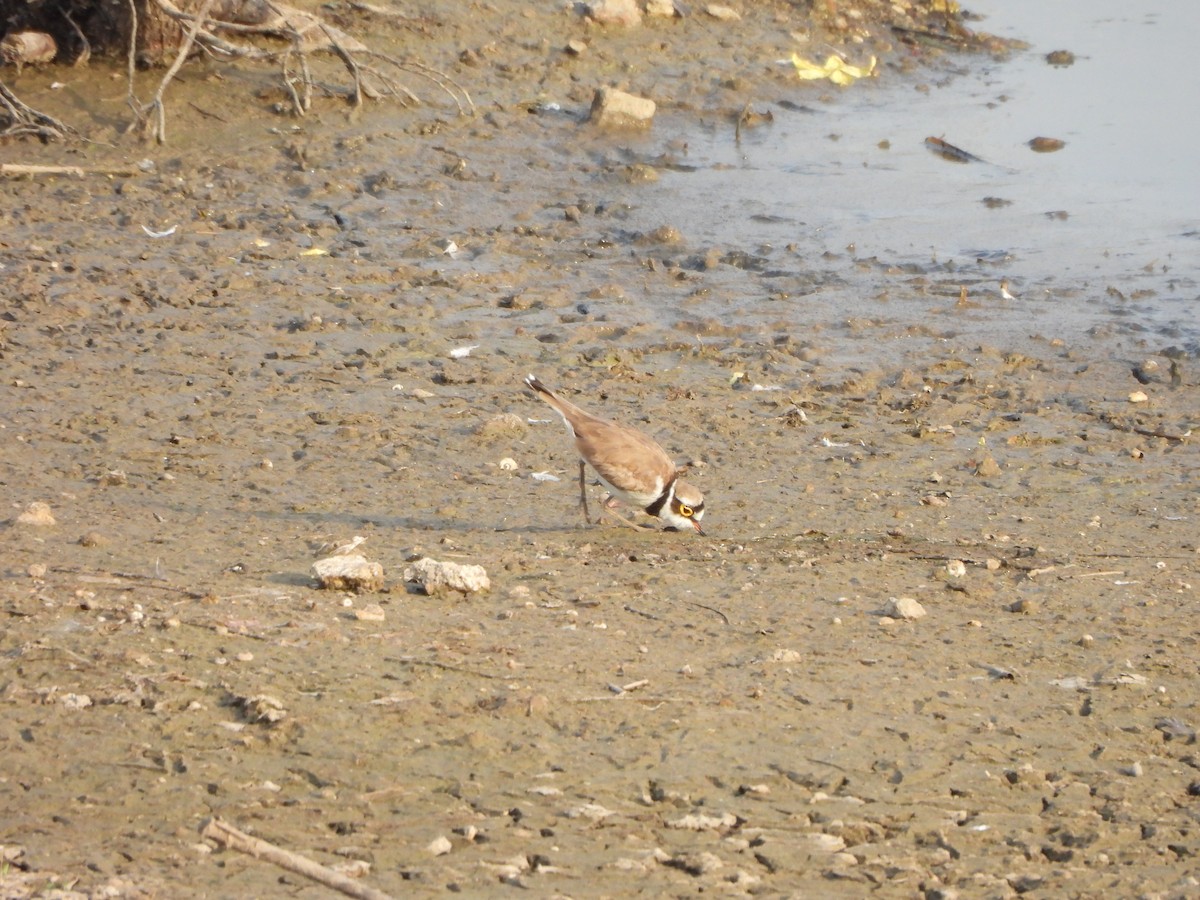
top-left (2, 0), bottom-right (1198, 896)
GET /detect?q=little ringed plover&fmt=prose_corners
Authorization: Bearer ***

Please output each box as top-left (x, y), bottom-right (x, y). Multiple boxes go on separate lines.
top-left (524, 374), bottom-right (705, 534)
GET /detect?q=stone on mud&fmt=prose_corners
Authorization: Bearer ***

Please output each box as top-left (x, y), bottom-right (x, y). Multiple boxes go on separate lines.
top-left (882, 596), bottom-right (926, 620)
top-left (312, 554), bottom-right (385, 593)
top-left (586, 0), bottom-right (642, 27)
top-left (475, 412), bottom-right (528, 441)
top-left (405, 557), bottom-right (491, 595)
top-left (13, 502), bottom-right (56, 527)
top-left (588, 87), bottom-right (656, 129)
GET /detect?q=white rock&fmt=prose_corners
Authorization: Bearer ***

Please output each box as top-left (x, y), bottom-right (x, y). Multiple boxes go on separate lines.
top-left (882, 596), bottom-right (926, 620)
top-left (565, 803), bottom-right (617, 822)
top-left (426, 836), bottom-right (453, 856)
top-left (644, 0), bottom-right (679, 16)
top-left (587, 0), bottom-right (641, 26)
top-left (404, 557), bottom-right (490, 595)
top-left (312, 554), bottom-right (385, 593)
top-left (667, 811), bottom-right (737, 831)
top-left (14, 501), bottom-right (56, 527)
top-left (803, 832), bottom-right (846, 853)
top-left (705, 3), bottom-right (741, 20)
top-left (588, 87), bottom-right (656, 128)
top-left (946, 559), bottom-right (967, 578)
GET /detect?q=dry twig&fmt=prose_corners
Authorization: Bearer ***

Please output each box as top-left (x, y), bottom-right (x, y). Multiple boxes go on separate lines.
top-left (0, 81), bottom-right (77, 140)
top-left (200, 817), bottom-right (394, 900)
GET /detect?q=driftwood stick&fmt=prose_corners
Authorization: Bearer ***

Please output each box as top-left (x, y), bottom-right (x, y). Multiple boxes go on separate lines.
top-left (1, 164), bottom-right (140, 177)
top-left (199, 817), bottom-right (395, 900)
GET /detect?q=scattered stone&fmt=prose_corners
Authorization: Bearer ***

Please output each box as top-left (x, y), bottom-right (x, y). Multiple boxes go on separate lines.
top-left (1009, 597), bottom-right (1039, 615)
top-left (667, 811), bottom-right (738, 831)
top-left (945, 559), bottom-right (967, 578)
top-left (985, 558), bottom-right (1002, 571)
top-left (566, 803), bottom-right (617, 822)
top-left (705, 3), bottom-right (740, 20)
top-left (100, 469), bottom-right (128, 486)
top-left (1028, 136), bottom-right (1066, 153)
top-left (27, 563), bottom-right (47, 578)
top-left (236, 694), bottom-right (287, 724)
top-left (1045, 49), bottom-right (1076, 66)
top-left (588, 87), bottom-right (656, 129)
top-left (586, 0), bottom-right (641, 27)
top-left (79, 531), bottom-right (107, 547)
top-left (426, 835), bottom-right (453, 856)
top-left (475, 412), bottom-right (528, 441)
top-left (645, 0), bottom-right (681, 16)
top-left (1078, 633), bottom-right (1094, 648)
top-left (882, 596), bottom-right (926, 620)
top-left (404, 557), bottom-right (490, 595)
top-left (59, 693), bottom-right (93, 710)
top-left (565, 39), bottom-right (587, 55)
top-left (664, 850), bottom-right (723, 875)
top-left (974, 455), bottom-right (1002, 477)
top-left (312, 554), bottom-right (385, 593)
top-left (498, 457), bottom-right (518, 471)
top-left (14, 501), bottom-right (56, 527)
top-left (354, 603), bottom-right (386, 622)
top-left (1128, 390), bottom-right (1149, 404)
top-left (802, 832), bottom-right (846, 853)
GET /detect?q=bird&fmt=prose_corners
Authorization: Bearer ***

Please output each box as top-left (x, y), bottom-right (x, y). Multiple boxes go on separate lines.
top-left (523, 374), bottom-right (705, 534)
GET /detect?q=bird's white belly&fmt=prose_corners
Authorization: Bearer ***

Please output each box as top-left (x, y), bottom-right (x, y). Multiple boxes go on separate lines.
top-left (598, 473), bottom-right (664, 509)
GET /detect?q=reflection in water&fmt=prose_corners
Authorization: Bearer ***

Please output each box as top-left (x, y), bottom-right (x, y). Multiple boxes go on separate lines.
top-left (640, 0), bottom-right (1198, 351)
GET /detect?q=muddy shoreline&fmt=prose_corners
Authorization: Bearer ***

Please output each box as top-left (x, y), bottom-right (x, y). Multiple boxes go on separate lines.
top-left (3, 1), bottom-right (1198, 897)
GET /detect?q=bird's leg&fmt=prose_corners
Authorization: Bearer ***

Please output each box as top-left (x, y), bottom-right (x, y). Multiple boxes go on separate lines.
top-left (599, 505), bottom-right (653, 532)
top-left (578, 459), bottom-right (593, 524)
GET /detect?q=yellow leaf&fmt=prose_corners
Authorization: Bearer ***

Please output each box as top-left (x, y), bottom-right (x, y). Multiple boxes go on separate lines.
top-left (790, 52), bottom-right (876, 85)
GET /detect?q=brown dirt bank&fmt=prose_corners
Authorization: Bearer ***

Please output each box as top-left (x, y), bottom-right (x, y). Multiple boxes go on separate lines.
top-left (2, 1), bottom-right (1199, 898)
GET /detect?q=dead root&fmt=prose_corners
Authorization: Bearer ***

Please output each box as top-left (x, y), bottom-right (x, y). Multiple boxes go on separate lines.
top-left (0, 80), bottom-right (78, 141)
top-left (128, 0), bottom-right (473, 143)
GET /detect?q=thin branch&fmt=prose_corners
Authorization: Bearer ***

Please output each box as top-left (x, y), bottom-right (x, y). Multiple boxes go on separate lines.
top-left (199, 818), bottom-right (395, 900)
top-left (132, 0), bottom-right (218, 142)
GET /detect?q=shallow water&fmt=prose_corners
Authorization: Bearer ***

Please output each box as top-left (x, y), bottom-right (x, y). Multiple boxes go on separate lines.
top-left (642, 0), bottom-right (1199, 349)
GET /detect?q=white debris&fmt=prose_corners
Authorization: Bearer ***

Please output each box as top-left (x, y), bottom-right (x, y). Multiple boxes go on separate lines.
top-left (449, 344), bottom-right (479, 359)
top-left (882, 596), bottom-right (926, 620)
top-left (667, 811), bottom-right (738, 831)
top-left (565, 803), bottom-right (617, 822)
top-left (531, 471), bottom-right (561, 482)
top-left (14, 502), bottom-right (56, 527)
top-left (588, 87), bottom-right (656, 128)
top-left (404, 557), bottom-right (490, 595)
top-left (311, 554), bottom-right (385, 593)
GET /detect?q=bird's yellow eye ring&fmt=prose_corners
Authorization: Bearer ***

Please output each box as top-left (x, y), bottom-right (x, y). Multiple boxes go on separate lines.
top-left (679, 504), bottom-right (693, 518)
